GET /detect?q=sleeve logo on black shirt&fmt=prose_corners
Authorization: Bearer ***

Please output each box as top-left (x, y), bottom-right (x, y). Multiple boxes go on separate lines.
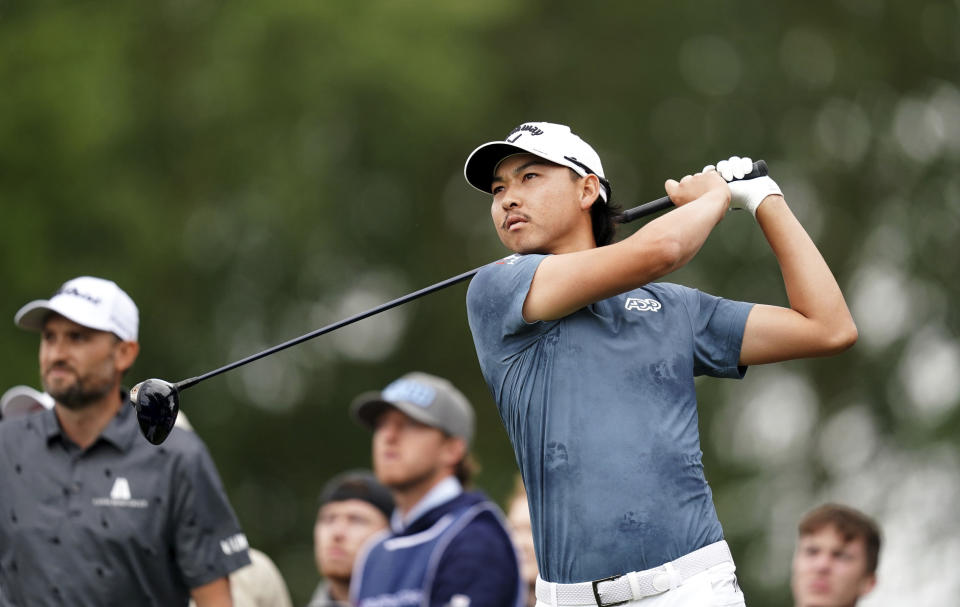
top-left (220, 533), bottom-right (249, 556)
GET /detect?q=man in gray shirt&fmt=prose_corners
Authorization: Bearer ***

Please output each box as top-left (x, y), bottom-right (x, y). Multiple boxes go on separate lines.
top-left (0, 276), bottom-right (251, 606)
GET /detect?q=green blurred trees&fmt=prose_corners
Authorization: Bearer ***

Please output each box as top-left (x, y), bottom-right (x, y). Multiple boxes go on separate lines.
top-left (2, 1), bottom-right (958, 604)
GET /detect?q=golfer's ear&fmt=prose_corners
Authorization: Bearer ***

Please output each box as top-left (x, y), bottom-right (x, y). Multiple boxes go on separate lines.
top-left (579, 174), bottom-right (601, 210)
top-left (115, 340), bottom-right (140, 373)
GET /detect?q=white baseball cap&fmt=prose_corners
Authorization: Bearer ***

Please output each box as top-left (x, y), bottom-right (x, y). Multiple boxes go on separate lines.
top-left (1, 385), bottom-right (55, 419)
top-left (464, 121), bottom-right (609, 202)
top-left (14, 276), bottom-right (139, 341)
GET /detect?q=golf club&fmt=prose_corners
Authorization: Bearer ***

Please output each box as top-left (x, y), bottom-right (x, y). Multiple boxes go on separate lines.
top-left (131, 160), bottom-right (768, 444)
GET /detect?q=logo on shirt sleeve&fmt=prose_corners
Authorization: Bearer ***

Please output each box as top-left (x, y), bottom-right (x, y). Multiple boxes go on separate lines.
top-left (625, 298), bottom-right (662, 312)
top-left (494, 254), bottom-right (522, 266)
top-left (221, 533), bottom-right (249, 555)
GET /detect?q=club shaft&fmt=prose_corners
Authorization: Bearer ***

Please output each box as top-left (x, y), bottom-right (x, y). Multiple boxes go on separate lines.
top-left (175, 159), bottom-right (767, 392)
top-left (175, 266), bottom-right (481, 391)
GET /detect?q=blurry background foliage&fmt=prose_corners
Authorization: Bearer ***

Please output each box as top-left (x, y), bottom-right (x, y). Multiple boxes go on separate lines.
top-left (2, 0), bottom-right (959, 604)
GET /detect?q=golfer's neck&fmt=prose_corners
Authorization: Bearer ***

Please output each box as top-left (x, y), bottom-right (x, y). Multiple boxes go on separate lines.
top-left (393, 472), bottom-right (450, 518)
top-left (523, 230), bottom-right (597, 256)
top-left (55, 391), bottom-right (123, 449)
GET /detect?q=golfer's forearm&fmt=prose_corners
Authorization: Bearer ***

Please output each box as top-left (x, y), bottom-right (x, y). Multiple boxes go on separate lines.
top-left (191, 577), bottom-right (233, 607)
top-left (756, 197), bottom-right (857, 347)
top-left (630, 188), bottom-right (729, 275)
top-left (524, 185), bottom-right (729, 322)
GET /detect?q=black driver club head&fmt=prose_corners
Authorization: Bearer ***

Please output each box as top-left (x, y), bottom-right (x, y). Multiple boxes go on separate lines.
top-left (129, 378), bottom-right (180, 445)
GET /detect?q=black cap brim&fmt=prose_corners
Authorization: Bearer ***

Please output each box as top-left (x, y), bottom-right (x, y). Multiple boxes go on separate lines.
top-left (463, 142), bottom-right (531, 195)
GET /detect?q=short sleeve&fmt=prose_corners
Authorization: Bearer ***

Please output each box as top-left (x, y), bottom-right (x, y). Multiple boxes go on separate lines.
top-left (677, 287), bottom-right (754, 378)
top-left (466, 254), bottom-right (555, 363)
top-left (171, 437), bottom-right (251, 588)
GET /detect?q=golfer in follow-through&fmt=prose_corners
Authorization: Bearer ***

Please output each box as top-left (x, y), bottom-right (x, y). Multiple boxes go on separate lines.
top-left (463, 122), bottom-right (857, 607)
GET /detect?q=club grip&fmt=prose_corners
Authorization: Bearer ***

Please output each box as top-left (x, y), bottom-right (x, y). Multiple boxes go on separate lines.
top-left (617, 159), bottom-right (767, 224)
top-left (741, 159), bottom-right (768, 180)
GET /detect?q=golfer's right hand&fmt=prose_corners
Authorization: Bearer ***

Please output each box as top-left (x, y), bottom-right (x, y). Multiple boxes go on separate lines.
top-left (664, 169), bottom-right (731, 208)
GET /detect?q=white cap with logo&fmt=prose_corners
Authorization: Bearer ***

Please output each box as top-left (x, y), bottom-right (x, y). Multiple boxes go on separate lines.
top-left (1, 385), bottom-right (55, 419)
top-left (14, 276), bottom-right (139, 341)
top-left (463, 121), bottom-right (609, 202)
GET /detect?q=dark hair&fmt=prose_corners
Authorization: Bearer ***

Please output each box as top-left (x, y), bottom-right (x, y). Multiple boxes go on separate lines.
top-left (319, 469), bottom-right (395, 519)
top-left (798, 503), bottom-right (882, 574)
top-left (591, 194), bottom-right (622, 247)
top-left (454, 453), bottom-right (478, 488)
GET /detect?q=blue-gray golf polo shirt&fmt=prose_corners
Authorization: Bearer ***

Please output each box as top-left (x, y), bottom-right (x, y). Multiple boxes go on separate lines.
top-left (467, 253), bottom-right (752, 584)
top-left (0, 398), bottom-right (250, 606)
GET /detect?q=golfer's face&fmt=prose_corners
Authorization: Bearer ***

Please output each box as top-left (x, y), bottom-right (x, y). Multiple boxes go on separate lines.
top-left (40, 315), bottom-right (124, 408)
top-left (490, 154), bottom-right (586, 255)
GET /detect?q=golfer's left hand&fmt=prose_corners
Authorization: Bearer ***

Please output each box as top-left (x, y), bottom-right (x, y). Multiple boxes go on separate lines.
top-left (702, 155), bottom-right (782, 217)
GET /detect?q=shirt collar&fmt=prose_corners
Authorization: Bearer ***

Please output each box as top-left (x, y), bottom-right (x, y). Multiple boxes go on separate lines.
top-left (390, 476), bottom-right (462, 533)
top-left (41, 406), bottom-right (62, 442)
top-left (100, 394), bottom-right (139, 451)
top-left (41, 390), bottom-right (138, 452)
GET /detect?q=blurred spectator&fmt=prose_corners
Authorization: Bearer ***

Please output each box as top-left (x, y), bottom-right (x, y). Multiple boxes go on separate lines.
top-left (791, 503), bottom-right (882, 607)
top-left (0, 276), bottom-right (250, 606)
top-left (307, 470), bottom-right (393, 606)
top-left (1, 385), bottom-right (54, 420)
top-left (349, 371), bottom-right (524, 607)
top-left (505, 475), bottom-right (538, 607)
top-left (190, 548), bottom-right (293, 607)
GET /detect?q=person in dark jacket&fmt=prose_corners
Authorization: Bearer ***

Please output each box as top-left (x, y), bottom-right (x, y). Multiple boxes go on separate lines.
top-left (348, 371), bottom-right (524, 607)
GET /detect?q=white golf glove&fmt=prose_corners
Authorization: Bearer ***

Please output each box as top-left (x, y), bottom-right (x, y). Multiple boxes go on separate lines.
top-left (702, 155), bottom-right (782, 218)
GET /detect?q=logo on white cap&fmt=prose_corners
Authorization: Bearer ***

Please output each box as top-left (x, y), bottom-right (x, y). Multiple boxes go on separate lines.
top-left (505, 123), bottom-right (545, 142)
top-left (14, 276), bottom-right (139, 341)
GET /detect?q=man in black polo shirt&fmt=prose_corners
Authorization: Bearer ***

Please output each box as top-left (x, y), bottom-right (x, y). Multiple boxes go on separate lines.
top-left (0, 276), bottom-right (251, 606)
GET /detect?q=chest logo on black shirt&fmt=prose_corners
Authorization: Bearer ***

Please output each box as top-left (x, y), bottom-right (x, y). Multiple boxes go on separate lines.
top-left (625, 298), bottom-right (662, 312)
top-left (92, 477), bottom-right (149, 509)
